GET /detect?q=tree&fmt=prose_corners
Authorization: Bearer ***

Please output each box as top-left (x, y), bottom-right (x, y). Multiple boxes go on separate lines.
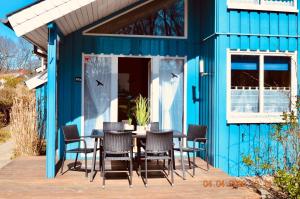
top-left (0, 36), bottom-right (40, 71)
top-left (0, 36), bottom-right (17, 71)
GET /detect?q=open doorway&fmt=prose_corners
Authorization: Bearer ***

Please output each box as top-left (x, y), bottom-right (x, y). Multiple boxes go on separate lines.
top-left (118, 57), bottom-right (150, 123)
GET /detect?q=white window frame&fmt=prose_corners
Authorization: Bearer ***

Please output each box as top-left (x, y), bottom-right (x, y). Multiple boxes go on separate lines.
top-left (83, 0), bottom-right (188, 39)
top-left (226, 49), bottom-right (298, 124)
top-left (81, 54), bottom-right (187, 137)
top-left (227, 0), bottom-right (298, 13)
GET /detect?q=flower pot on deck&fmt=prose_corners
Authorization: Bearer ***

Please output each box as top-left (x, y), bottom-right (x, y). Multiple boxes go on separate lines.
top-left (136, 125), bottom-right (146, 135)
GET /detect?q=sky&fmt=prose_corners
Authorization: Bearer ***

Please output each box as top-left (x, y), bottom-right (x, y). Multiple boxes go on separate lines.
top-left (0, 0), bottom-right (36, 41)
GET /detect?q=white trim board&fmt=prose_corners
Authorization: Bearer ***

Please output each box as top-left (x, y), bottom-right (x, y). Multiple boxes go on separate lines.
top-left (83, 0), bottom-right (188, 39)
top-left (226, 49), bottom-right (298, 124)
top-left (8, 0), bottom-right (96, 37)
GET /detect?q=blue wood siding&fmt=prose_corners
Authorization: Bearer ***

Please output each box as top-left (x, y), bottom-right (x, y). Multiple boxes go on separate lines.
top-left (36, 85), bottom-right (47, 139)
top-left (213, 0), bottom-right (300, 176)
top-left (57, 0), bottom-right (208, 159)
top-left (52, 0), bottom-right (300, 177)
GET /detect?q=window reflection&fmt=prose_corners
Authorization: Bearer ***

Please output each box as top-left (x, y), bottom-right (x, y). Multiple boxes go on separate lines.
top-left (86, 0), bottom-right (185, 37)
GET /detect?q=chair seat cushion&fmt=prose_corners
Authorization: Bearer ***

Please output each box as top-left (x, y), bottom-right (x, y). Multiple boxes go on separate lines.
top-left (66, 148), bottom-right (94, 153)
top-left (173, 147), bottom-right (205, 152)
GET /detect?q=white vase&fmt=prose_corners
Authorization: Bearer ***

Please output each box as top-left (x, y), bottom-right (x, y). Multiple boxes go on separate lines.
top-left (124, 124), bottom-right (134, 131)
top-left (136, 125), bottom-right (146, 134)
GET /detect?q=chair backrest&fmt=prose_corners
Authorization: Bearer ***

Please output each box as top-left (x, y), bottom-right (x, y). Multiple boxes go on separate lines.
top-left (187, 125), bottom-right (207, 142)
top-left (148, 122), bottom-right (159, 131)
top-left (146, 131), bottom-right (173, 153)
top-left (103, 122), bottom-right (124, 131)
top-left (62, 125), bottom-right (80, 142)
top-left (103, 131), bottom-right (132, 153)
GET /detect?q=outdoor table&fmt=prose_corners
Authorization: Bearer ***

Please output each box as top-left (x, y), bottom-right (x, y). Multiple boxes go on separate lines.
top-left (89, 129), bottom-right (187, 182)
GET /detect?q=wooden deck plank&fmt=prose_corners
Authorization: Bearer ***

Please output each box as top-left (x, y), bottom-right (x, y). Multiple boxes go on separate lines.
top-left (0, 156), bottom-right (259, 199)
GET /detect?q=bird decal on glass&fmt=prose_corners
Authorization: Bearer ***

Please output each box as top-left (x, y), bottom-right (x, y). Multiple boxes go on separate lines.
top-left (96, 80), bottom-right (104, 87)
top-left (171, 73), bottom-right (178, 78)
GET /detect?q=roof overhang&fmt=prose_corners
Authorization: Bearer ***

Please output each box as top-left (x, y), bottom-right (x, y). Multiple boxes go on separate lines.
top-left (8, 0), bottom-right (96, 37)
top-left (25, 70), bottom-right (47, 90)
top-left (5, 0), bottom-right (142, 52)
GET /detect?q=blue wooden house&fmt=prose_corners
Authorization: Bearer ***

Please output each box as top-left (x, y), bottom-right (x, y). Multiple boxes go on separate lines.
top-left (3, 0), bottom-right (299, 178)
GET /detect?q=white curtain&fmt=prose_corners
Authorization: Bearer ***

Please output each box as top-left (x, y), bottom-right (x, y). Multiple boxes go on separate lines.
top-left (231, 88), bottom-right (290, 113)
top-left (84, 56), bottom-right (112, 147)
top-left (264, 89), bottom-right (290, 112)
top-left (159, 59), bottom-right (184, 133)
top-left (231, 89), bottom-right (259, 112)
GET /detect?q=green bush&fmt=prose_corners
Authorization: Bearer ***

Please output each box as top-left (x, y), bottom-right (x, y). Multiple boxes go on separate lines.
top-left (242, 96), bottom-right (300, 198)
top-left (0, 128), bottom-right (11, 143)
top-left (0, 88), bottom-right (14, 127)
top-left (3, 76), bottom-right (24, 88)
top-left (0, 87), bottom-right (14, 108)
top-left (274, 167), bottom-right (300, 199)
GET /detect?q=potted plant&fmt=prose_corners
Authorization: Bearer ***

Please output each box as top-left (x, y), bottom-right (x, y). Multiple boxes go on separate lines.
top-left (123, 117), bottom-right (134, 131)
top-left (134, 94), bottom-right (150, 133)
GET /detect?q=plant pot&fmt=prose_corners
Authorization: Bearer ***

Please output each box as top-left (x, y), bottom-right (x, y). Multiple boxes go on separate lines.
top-left (136, 125), bottom-right (146, 134)
top-left (124, 124), bottom-right (134, 131)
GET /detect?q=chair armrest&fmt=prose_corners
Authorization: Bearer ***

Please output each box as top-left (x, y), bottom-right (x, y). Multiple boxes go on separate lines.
top-left (193, 138), bottom-right (207, 149)
top-left (65, 138), bottom-right (83, 142)
top-left (66, 138), bottom-right (87, 150)
top-left (194, 138), bottom-right (207, 143)
top-left (80, 135), bottom-right (92, 138)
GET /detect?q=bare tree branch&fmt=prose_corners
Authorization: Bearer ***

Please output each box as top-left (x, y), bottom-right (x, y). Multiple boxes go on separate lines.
top-left (0, 36), bottom-right (40, 72)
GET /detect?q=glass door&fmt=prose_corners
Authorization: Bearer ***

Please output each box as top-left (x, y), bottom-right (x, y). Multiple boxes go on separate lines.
top-left (159, 58), bottom-right (184, 132)
top-left (83, 55), bottom-right (117, 147)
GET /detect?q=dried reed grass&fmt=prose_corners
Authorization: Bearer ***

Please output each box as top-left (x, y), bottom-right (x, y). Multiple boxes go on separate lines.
top-left (10, 84), bottom-right (45, 157)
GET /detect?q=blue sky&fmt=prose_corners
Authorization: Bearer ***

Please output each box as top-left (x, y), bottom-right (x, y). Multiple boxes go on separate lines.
top-left (0, 0), bottom-right (36, 40)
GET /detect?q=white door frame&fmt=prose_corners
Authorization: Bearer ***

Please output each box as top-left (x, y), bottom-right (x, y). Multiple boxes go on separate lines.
top-left (81, 53), bottom-right (187, 137)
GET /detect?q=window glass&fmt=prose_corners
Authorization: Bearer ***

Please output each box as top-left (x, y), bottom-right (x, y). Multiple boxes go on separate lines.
top-left (86, 0), bottom-right (185, 37)
top-left (84, 56), bottom-right (113, 147)
top-left (264, 56), bottom-right (291, 112)
top-left (231, 55), bottom-right (259, 112)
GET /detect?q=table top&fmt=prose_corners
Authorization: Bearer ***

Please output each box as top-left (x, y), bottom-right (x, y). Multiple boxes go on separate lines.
top-left (90, 129), bottom-right (186, 139)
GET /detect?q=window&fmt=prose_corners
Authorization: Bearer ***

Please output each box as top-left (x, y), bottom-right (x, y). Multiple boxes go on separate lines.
top-left (227, 0), bottom-right (298, 13)
top-left (227, 51), bottom-right (297, 123)
top-left (264, 56), bottom-right (291, 113)
top-left (84, 0), bottom-right (187, 38)
top-left (231, 55), bottom-right (259, 113)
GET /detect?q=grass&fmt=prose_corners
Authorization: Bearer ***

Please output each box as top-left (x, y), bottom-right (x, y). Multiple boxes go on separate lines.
top-left (10, 85), bottom-right (45, 157)
top-left (0, 127), bottom-right (11, 144)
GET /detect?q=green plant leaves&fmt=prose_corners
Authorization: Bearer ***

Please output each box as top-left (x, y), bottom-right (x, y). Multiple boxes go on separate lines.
top-left (134, 95), bottom-right (150, 126)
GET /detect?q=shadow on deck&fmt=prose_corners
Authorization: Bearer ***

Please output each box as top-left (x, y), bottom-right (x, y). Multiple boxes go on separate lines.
top-left (0, 156), bottom-right (259, 199)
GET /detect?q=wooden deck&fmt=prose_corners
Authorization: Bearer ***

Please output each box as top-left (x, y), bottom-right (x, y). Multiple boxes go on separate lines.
top-left (0, 156), bottom-right (259, 199)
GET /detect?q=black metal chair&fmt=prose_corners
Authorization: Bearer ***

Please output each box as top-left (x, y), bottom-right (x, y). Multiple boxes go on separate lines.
top-left (61, 125), bottom-right (94, 177)
top-left (103, 122), bottom-right (124, 131)
top-left (102, 131), bottom-right (133, 188)
top-left (137, 122), bottom-right (160, 165)
top-left (174, 125), bottom-right (209, 177)
top-left (140, 122), bottom-right (159, 147)
top-left (148, 122), bottom-right (159, 131)
top-left (142, 131), bottom-right (174, 187)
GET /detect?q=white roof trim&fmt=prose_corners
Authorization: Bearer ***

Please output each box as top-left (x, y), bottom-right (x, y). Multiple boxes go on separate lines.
top-left (25, 71), bottom-right (47, 90)
top-left (8, 0), bottom-right (96, 36)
